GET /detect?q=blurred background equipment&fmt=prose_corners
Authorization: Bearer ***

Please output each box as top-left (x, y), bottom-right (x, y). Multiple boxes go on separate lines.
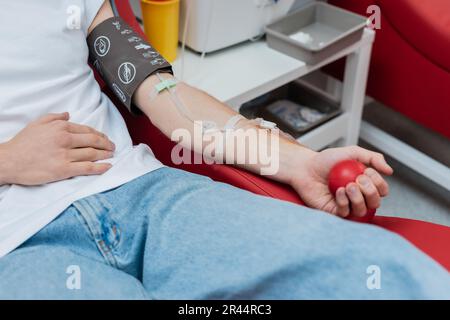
top-left (132, 0), bottom-right (319, 56)
top-left (140, 0), bottom-right (180, 62)
top-left (241, 80), bottom-right (341, 138)
top-left (178, 0), bottom-right (297, 53)
top-left (265, 2), bottom-right (367, 64)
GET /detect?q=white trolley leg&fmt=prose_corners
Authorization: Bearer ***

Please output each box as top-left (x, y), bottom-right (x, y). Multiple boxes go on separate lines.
top-left (340, 37), bottom-right (374, 146)
top-left (361, 121), bottom-right (450, 191)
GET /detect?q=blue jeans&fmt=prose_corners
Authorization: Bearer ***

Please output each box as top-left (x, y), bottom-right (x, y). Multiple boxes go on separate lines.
top-left (1, 168), bottom-right (449, 299)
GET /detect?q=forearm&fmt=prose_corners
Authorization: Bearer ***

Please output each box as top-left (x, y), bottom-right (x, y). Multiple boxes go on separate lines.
top-left (134, 74), bottom-right (316, 184)
top-left (85, 2), bottom-right (313, 183)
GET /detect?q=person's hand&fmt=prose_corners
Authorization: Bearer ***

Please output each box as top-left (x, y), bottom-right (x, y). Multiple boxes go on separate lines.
top-left (0, 113), bottom-right (115, 186)
top-left (290, 146), bottom-right (393, 218)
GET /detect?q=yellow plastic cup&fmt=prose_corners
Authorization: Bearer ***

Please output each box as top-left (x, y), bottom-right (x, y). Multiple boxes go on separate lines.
top-left (140, 0), bottom-right (180, 63)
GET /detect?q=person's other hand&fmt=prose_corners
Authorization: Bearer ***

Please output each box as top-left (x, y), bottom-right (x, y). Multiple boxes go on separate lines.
top-left (0, 113), bottom-right (115, 186)
top-left (290, 146), bottom-right (393, 218)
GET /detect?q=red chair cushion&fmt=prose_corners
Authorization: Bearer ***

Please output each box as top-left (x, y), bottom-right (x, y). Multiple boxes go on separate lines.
top-left (378, 0), bottom-right (450, 72)
top-left (373, 216), bottom-right (450, 271)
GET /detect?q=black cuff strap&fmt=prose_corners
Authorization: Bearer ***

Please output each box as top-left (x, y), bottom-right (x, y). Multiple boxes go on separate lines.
top-left (87, 17), bottom-right (173, 115)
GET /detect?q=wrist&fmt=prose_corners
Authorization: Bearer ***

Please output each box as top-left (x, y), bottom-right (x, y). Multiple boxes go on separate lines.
top-left (267, 134), bottom-right (316, 185)
top-left (0, 143), bottom-right (12, 185)
top-left (286, 144), bottom-right (317, 187)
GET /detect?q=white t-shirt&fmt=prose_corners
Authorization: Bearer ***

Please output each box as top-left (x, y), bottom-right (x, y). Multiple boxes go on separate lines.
top-left (0, 0), bottom-right (164, 257)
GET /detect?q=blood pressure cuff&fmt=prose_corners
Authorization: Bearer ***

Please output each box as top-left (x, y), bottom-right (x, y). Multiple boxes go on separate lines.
top-left (87, 17), bottom-right (173, 114)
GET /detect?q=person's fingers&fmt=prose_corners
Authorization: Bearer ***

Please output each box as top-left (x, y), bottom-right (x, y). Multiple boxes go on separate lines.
top-left (65, 122), bottom-right (108, 138)
top-left (356, 174), bottom-right (381, 210)
top-left (69, 133), bottom-right (115, 151)
top-left (345, 182), bottom-right (367, 217)
top-left (66, 162), bottom-right (112, 178)
top-left (350, 146), bottom-right (394, 176)
top-left (365, 168), bottom-right (390, 197)
top-left (67, 148), bottom-right (114, 162)
top-left (336, 187), bottom-right (350, 218)
top-left (36, 112), bottom-right (69, 124)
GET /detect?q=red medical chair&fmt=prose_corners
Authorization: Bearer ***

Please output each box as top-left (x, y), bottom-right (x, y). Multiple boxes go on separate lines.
top-left (328, 0), bottom-right (450, 139)
top-left (97, 1), bottom-right (450, 272)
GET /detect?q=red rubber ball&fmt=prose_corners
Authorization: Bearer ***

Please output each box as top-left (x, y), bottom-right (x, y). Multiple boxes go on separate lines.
top-left (328, 160), bottom-right (376, 222)
top-left (328, 160), bottom-right (367, 195)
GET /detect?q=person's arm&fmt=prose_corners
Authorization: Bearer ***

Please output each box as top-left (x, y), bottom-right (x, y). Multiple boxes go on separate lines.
top-left (134, 74), bottom-right (315, 183)
top-left (90, 2), bottom-right (393, 217)
top-left (134, 75), bottom-right (392, 217)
